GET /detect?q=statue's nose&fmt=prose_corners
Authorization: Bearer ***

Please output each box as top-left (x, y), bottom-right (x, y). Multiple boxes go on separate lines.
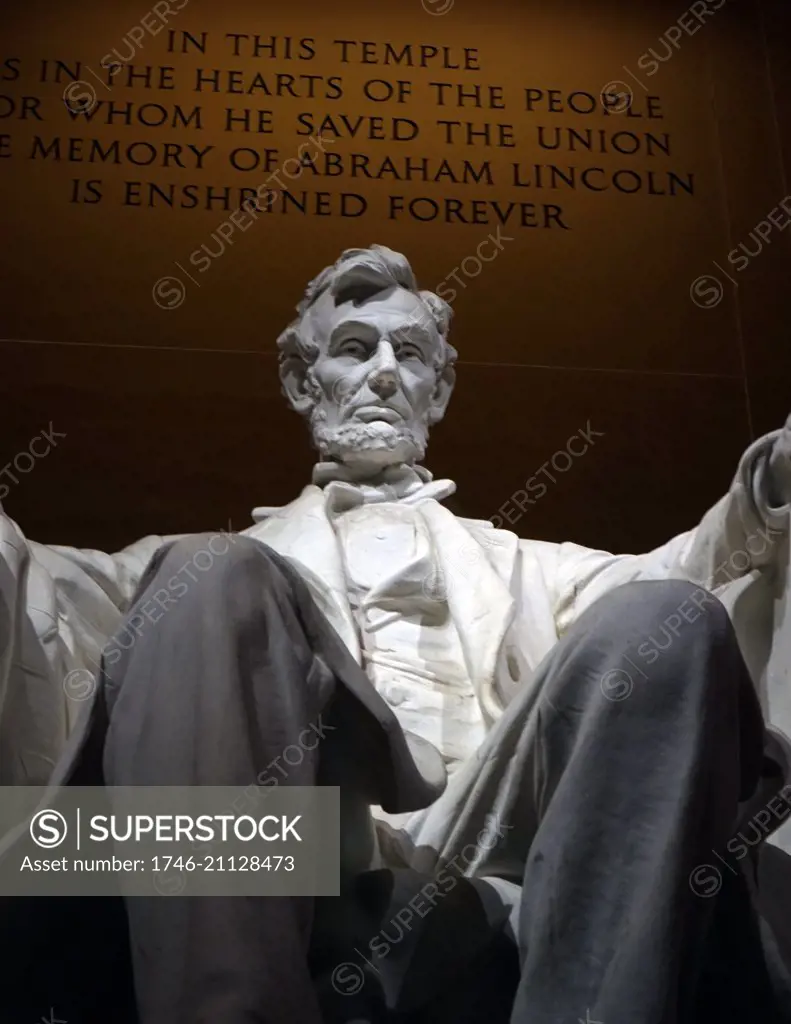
top-left (367, 341), bottom-right (399, 398)
top-left (369, 369), bottom-right (398, 399)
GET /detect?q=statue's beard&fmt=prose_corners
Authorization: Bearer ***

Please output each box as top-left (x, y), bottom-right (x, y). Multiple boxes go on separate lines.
top-left (310, 408), bottom-right (428, 468)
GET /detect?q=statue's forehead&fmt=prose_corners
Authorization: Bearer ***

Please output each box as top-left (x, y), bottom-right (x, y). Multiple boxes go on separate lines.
top-left (305, 287), bottom-right (430, 337)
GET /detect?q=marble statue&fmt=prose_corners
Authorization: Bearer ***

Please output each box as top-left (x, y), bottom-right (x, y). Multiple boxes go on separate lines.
top-left (2, 243), bottom-right (791, 1024)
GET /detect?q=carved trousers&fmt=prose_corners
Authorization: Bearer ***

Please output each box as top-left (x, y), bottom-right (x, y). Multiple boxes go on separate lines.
top-left (5, 538), bottom-right (790, 1024)
top-left (98, 533), bottom-right (441, 1024)
top-left (388, 578), bottom-right (791, 1024)
top-left (113, 540), bottom-right (791, 1024)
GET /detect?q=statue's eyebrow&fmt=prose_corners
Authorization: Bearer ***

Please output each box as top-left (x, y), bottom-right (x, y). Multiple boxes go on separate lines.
top-left (328, 316), bottom-right (434, 351)
top-left (388, 319), bottom-right (434, 349)
top-left (328, 320), bottom-right (378, 348)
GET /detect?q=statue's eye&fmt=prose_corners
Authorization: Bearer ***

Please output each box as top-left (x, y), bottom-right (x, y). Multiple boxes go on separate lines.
top-left (397, 343), bottom-right (425, 362)
top-left (339, 339), bottom-right (367, 359)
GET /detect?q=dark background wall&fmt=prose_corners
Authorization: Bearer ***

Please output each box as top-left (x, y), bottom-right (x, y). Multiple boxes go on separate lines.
top-left (1, 0), bottom-right (789, 554)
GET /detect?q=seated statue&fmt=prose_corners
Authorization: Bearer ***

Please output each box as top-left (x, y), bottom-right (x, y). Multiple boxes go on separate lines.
top-left (2, 243), bottom-right (791, 1024)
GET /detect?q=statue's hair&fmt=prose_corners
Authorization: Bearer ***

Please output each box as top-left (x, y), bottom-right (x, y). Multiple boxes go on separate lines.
top-left (276, 244), bottom-right (457, 378)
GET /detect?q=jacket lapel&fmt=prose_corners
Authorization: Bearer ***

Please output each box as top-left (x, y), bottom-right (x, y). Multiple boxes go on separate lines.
top-left (416, 503), bottom-right (518, 718)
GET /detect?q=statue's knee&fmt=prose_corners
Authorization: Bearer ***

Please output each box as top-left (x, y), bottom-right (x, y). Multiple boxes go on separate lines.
top-left (590, 579), bottom-right (728, 645)
top-left (140, 534), bottom-right (287, 614)
top-left (163, 531), bottom-right (247, 566)
top-left (552, 580), bottom-right (734, 703)
top-left (161, 532), bottom-right (274, 579)
top-left (576, 579), bottom-right (738, 708)
top-left (107, 535), bottom-right (287, 670)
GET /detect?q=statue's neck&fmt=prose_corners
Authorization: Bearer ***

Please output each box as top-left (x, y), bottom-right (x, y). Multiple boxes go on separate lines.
top-left (313, 459), bottom-right (429, 487)
top-left (311, 460), bottom-right (456, 506)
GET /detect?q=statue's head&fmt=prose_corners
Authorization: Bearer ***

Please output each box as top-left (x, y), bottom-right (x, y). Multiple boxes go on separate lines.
top-left (277, 244), bottom-right (456, 475)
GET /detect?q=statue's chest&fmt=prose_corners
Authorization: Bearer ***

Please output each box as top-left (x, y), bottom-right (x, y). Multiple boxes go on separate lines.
top-left (332, 504), bottom-right (487, 767)
top-left (333, 503), bottom-right (434, 597)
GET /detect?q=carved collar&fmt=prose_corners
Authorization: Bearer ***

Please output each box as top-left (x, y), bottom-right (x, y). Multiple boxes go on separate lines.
top-left (311, 461), bottom-right (456, 514)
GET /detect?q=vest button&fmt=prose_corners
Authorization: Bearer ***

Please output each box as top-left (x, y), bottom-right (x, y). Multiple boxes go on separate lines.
top-left (387, 684), bottom-right (408, 706)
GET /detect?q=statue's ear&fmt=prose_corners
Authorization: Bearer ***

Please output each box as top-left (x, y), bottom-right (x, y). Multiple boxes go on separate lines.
top-left (421, 296), bottom-right (455, 426)
top-left (278, 326), bottom-right (315, 416)
top-left (279, 356), bottom-right (315, 416)
top-left (428, 359), bottom-right (455, 425)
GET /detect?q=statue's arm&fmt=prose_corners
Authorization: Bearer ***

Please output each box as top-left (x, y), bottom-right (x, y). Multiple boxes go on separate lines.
top-left (629, 429), bottom-right (790, 590)
top-left (0, 502), bottom-right (173, 781)
top-left (534, 429), bottom-right (790, 637)
top-left (31, 529), bottom-right (176, 676)
top-left (41, 533), bottom-right (174, 611)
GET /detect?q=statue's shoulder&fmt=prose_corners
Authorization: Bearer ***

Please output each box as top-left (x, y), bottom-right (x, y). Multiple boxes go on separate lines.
top-left (247, 485), bottom-right (325, 527)
top-left (455, 514), bottom-right (517, 544)
top-left (442, 514), bottom-right (525, 571)
top-left (451, 517), bottom-right (562, 576)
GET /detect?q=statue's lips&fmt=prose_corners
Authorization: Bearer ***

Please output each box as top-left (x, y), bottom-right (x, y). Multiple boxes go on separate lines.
top-left (351, 406), bottom-right (405, 424)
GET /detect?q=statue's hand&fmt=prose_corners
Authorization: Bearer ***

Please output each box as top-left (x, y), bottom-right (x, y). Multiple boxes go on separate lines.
top-left (768, 412), bottom-right (791, 507)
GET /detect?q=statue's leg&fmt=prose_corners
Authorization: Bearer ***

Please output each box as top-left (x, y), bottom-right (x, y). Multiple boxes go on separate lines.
top-left (100, 533), bottom-right (430, 1024)
top-left (402, 579), bottom-right (786, 1023)
top-left (508, 578), bottom-right (777, 1024)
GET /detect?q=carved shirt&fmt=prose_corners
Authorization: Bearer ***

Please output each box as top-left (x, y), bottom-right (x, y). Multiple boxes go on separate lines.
top-left (317, 463), bottom-right (488, 773)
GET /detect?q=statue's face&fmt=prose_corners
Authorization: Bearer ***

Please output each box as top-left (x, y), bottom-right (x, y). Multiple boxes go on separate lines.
top-left (302, 286), bottom-right (448, 471)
